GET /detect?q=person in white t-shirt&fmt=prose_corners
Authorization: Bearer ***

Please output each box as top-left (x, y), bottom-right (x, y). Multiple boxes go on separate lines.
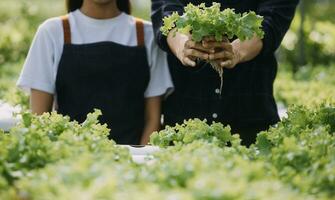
top-left (17, 0), bottom-right (173, 145)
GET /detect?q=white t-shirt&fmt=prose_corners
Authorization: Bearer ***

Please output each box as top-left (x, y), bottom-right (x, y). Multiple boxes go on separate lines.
top-left (17, 10), bottom-right (173, 98)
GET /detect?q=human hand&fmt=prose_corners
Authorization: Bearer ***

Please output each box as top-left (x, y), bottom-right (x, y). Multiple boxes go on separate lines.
top-left (202, 36), bottom-right (242, 69)
top-left (167, 30), bottom-right (213, 67)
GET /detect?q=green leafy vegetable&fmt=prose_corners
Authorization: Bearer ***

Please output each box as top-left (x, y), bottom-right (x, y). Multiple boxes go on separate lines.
top-left (160, 3), bottom-right (264, 93)
top-left (149, 119), bottom-right (239, 148)
top-left (161, 3), bottom-right (264, 42)
top-left (254, 103), bottom-right (335, 197)
top-left (0, 110), bottom-right (131, 188)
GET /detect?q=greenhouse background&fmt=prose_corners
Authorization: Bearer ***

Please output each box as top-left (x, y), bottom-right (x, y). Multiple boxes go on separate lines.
top-left (0, 0), bottom-right (334, 111)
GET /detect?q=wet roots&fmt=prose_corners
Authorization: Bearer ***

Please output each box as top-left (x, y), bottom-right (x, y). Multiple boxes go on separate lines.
top-left (210, 61), bottom-right (224, 95)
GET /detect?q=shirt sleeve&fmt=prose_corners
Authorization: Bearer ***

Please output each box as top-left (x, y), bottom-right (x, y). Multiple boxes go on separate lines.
top-left (257, 0), bottom-right (300, 56)
top-left (143, 21), bottom-right (174, 98)
top-left (144, 40), bottom-right (174, 98)
top-left (151, 0), bottom-right (184, 53)
top-left (16, 23), bottom-right (56, 94)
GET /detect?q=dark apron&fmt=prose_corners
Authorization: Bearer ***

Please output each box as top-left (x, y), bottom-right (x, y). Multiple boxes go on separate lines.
top-left (164, 56), bottom-right (280, 146)
top-left (55, 15), bottom-right (150, 145)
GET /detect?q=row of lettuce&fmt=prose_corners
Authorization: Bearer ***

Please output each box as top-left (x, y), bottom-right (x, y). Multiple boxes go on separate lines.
top-left (274, 65), bottom-right (335, 107)
top-left (0, 102), bottom-right (334, 199)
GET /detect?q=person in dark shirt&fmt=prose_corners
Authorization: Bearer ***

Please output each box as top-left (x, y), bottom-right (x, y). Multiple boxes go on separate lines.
top-left (151, 0), bottom-right (300, 146)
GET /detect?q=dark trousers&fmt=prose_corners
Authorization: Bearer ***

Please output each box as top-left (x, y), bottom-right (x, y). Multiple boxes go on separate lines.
top-left (232, 125), bottom-right (270, 147)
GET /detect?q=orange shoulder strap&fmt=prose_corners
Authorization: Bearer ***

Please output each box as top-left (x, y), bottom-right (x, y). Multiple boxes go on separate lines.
top-left (61, 15), bottom-right (142, 46)
top-left (60, 15), bottom-right (71, 44)
top-left (135, 18), bottom-right (144, 47)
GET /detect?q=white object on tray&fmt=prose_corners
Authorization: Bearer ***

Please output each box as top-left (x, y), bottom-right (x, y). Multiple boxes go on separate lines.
top-left (131, 155), bottom-right (154, 164)
top-left (120, 145), bottom-right (160, 155)
top-left (0, 101), bottom-right (21, 132)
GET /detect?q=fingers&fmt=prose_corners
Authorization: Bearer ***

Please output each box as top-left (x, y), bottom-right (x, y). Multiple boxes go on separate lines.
top-left (202, 41), bottom-right (233, 52)
top-left (182, 56), bottom-right (196, 67)
top-left (183, 48), bottom-right (209, 60)
top-left (181, 39), bottom-right (210, 67)
top-left (185, 40), bottom-right (214, 53)
top-left (209, 51), bottom-right (233, 60)
top-left (203, 36), bottom-right (228, 42)
top-left (220, 60), bottom-right (234, 69)
top-left (180, 37), bottom-right (233, 67)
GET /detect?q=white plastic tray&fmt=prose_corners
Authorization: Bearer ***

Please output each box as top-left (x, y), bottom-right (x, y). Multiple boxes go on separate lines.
top-left (119, 145), bottom-right (160, 164)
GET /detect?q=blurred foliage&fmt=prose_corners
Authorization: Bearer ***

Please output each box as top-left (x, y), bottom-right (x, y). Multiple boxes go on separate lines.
top-left (0, 0), bottom-right (62, 107)
top-left (0, 0), bottom-right (63, 65)
top-left (280, 18), bottom-right (335, 67)
top-left (274, 64), bottom-right (335, 108)
top-left (131, 0), bottom-right (151, 20)
top-left (301, 0), bottom-right (334, 23)
top-left (0, 61), bottom-right (29, 109)
top-left (279, 0), bottom-right (335, 68)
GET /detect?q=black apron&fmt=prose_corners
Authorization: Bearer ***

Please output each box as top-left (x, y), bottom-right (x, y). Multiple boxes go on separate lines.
top-left (55, 15), bottom-right (150, 145)
top-left (163, 1), bottom-right (281, 146)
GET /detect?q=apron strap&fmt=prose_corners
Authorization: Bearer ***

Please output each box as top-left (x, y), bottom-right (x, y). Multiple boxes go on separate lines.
top-left (60, 15), bottom-right (143, 46)
top-left (135, 18), bottom-right (144, 47)
top-left (61, 15), bottom-right (71, 44)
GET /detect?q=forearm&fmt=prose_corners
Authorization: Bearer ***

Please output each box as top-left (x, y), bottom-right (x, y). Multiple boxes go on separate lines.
top-left (30, 89), bottom-right (54, 115)
top-left (141, 119), bottom-right (160, 145)
top-left (140, 96), bottom-right (162, 145)
top-left (232, 36), bottom-right (263, 64)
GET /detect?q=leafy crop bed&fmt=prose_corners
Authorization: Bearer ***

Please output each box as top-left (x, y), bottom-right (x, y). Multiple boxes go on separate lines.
top-left (0, 103), bottom-right (334, 200)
